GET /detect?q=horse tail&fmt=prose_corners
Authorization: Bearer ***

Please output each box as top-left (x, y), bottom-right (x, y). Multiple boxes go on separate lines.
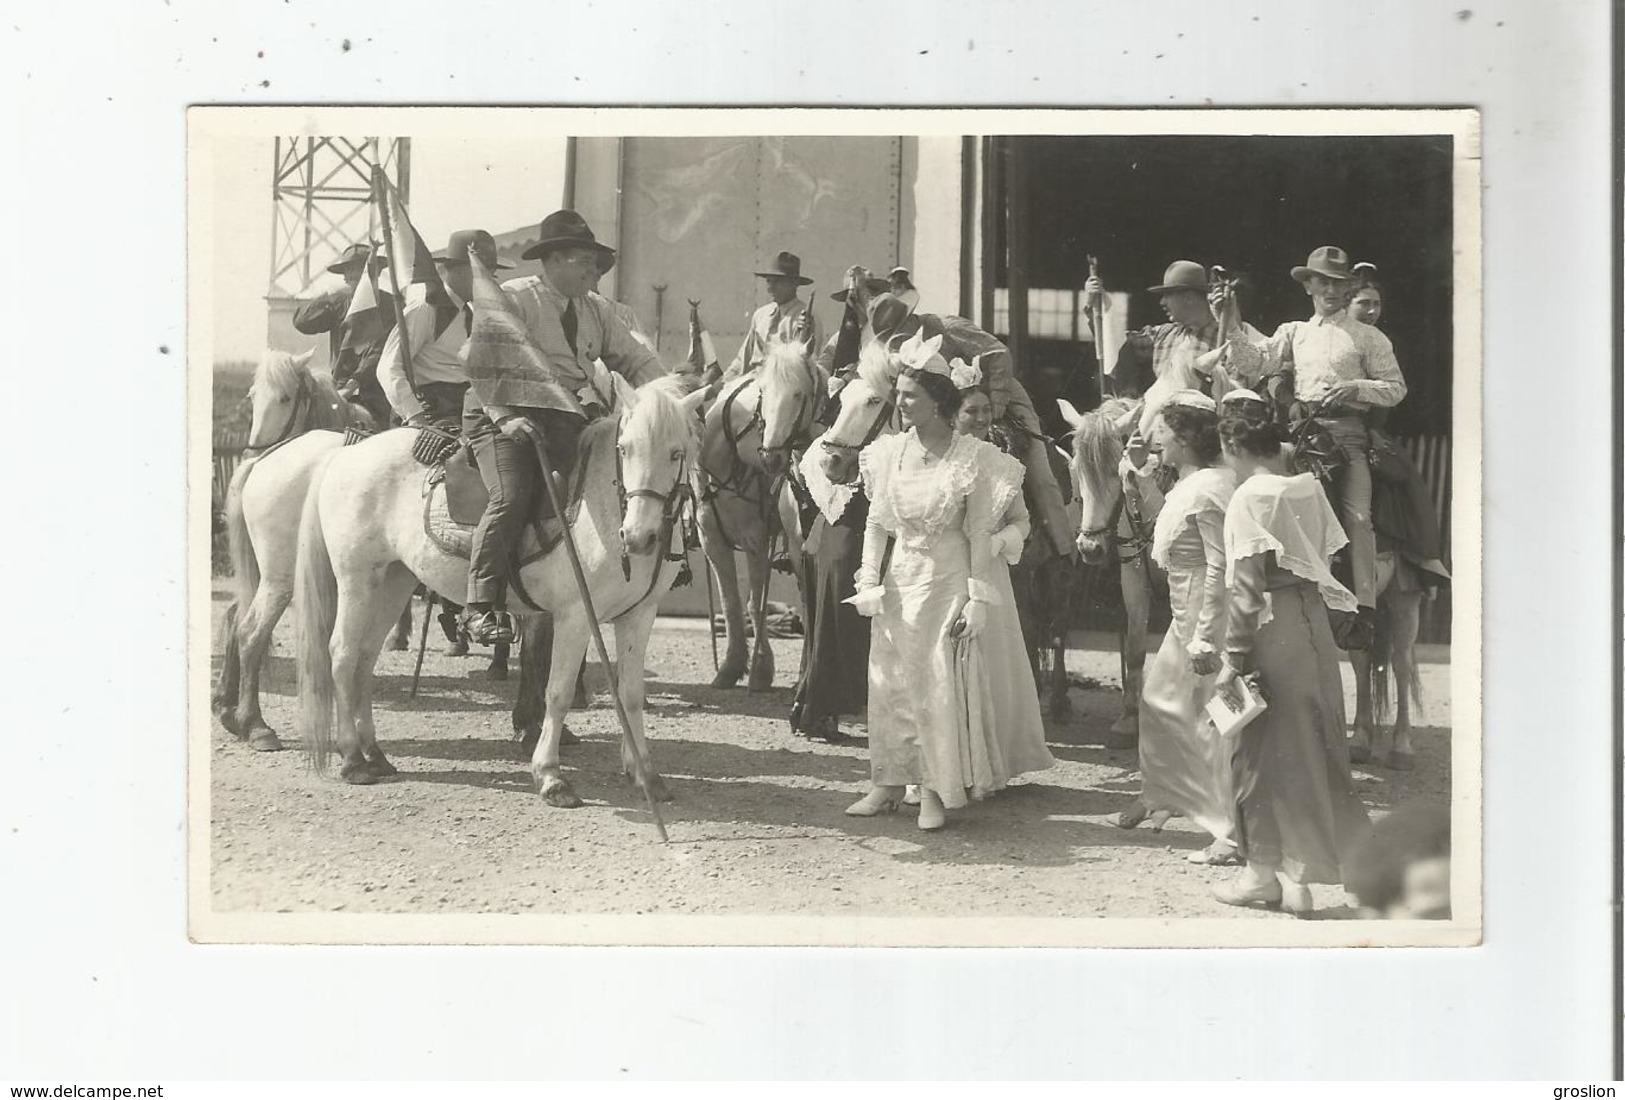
top-left (224, 457), bottom-right (260, 616)
top-left (294, 460), bottom-right (338, 776)
top-left (1370, 600), bottom-right (1394, 725)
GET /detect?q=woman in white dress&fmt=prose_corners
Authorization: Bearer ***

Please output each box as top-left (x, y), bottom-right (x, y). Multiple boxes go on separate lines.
top-left (948, 355), bottom-right (1056, 780)
top-left (1114, 390), bottom-right (1240, 864)
top-left (843, 333), bottom-right (1008, 831)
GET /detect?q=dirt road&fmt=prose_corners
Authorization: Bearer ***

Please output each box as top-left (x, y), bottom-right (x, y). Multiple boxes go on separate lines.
top-left (206, 586), bottom-right (1452, 924)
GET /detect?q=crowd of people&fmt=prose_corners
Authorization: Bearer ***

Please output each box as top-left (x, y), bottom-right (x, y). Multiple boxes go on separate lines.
top-left (292, 211), bottom-right (1449, 920)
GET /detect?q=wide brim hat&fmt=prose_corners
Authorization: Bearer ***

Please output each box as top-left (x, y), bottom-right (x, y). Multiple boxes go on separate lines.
top-left (1291, 245), bottom-right (1355, 283)
top-left (520, 209), bottom-right (617, 262)
top-left (866, 292), bottom-right (918, 338)
top-left (326, 242), bottom-right (377, 275)
top-left (433, 229), bottom-right (512, 269)
top-left (1147, 260), bottom-right (1208, 294)
top-left (754, 250), bottom-right (814, 285)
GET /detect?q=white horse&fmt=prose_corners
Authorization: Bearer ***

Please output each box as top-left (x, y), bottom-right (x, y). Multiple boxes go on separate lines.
top-left (293, 376), bottom-right (707, 805)
top-left (1056, 396), bottom-right (1161, 748)
top-left (695, 340), bottom-right (824, 691)
top-left (212, 348), bottom-right (358, 750)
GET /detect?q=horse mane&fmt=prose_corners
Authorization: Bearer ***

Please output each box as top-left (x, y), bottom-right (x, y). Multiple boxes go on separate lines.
top-left (249, 349), bottom-right (304, 402)
top-left (758, 340), bottom-right (826, 397)
top-left (854, 337), bottom-right (897, 396)
top-left (1069, 397), bottom-right (1136, 507)
top-left (621, 374), bottom-right (698, 449)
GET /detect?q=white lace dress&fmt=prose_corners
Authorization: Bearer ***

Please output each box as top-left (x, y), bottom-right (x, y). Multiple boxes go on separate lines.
top-left (856, 431), bottom-right (1008, 807)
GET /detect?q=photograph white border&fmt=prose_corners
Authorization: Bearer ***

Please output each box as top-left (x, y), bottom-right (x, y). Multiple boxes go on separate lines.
top-left (187, 105), bottom-right (1483, 949)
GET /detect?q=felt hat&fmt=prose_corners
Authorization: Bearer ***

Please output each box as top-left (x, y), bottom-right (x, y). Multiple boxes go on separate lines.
top-left (434, 229), bottom-right (511, 269)
top-left (754, 250), bottom-right (814, 285)
top-left (520, 210), bottom-right (617, 262)
top-left (1291, 245), bottom-right (1355, 283)
top-left (1147, 260), bottom-right (1208, 294)
top-left (326, 242), bottom-right (380, 275)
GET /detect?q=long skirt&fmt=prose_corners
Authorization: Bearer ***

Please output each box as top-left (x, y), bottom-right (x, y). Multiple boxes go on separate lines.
top-left (867, 538), bottom-right (1006, 808)
top-left (1139, 626), bottom-right (1237, 846)
top-left (789, 498), bottom-right (871, 730)
top-left (1232, 583), bottom-right (1370, 885)
top-left (983, 560), bottom-right (1056, 778)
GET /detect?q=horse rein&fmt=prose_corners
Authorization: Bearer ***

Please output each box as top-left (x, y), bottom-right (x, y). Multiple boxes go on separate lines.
top-left (613, 427), bottom-right (697, 599)
top-left (242, 370), bottom-right (314, 458)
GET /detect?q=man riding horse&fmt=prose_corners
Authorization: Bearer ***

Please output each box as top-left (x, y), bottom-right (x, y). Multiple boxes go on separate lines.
top-left (292, 242), bottom-right (396, 430)
top-left (462, 209), bottom-right (670, 646)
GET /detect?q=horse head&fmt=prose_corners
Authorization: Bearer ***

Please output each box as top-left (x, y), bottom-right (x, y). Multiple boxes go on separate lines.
top-left (617, 376), bottom-right (707, 557)
top-left (1058, 396), bottom-right (1136, 565)
top-left (246, 347), bottom-right (329, 452)
top-left (755, 338), bottom-right (825, 480)
top-left (817, 337), bottom-right (900, 485)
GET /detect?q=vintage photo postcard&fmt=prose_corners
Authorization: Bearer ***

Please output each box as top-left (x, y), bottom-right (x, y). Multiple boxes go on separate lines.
top-left (188, 106), bottom-right (1481, 947)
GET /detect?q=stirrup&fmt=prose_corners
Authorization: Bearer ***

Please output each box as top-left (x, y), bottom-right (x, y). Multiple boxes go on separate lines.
top-left (469, 610), bottom-right (515, 646)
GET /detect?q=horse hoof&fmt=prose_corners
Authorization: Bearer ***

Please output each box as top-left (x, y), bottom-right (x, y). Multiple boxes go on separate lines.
top-left (1386, 750), bottom-right (1415, 771)
top-left (1349, 745), bottom-right (1371, 765)
top-left (217, 708), bottom-right (242, 737)
top-left (365, 754), bottom-right (398, 778)
top-left (1105, 728), bottom-right (1138, 751)
top-left (1049, 696), bottom-right (1074, 721)
top-left (447, 640), bottom-right (470, 657)
top-left (537, 775), bottom-right (583, 808)
top-left (388, 635), bottom-right (410, 652)
top-left (643, 773), bottom-right (674, 803)
top-left (340, 762), bottom-right (378, 786)
top-left (561, 726), bottom-right (581, 747)
top-left (247, 730), bottom-right (284, 752)
top-left (710, 670), bottom-right (743, 689)
top-left (485, 665), bottom-right (509, 681)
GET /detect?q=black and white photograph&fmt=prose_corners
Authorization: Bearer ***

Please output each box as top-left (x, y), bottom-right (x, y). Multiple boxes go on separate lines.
top-left (188, 107), bottom-right (1480, 947)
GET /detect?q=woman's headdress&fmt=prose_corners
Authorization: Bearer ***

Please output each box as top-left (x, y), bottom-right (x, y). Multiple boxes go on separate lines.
top-left (948, 354), bottom-right (984, 392)
top-left (895, 331), bottom-right (949, 378)
top-left (1161, 388), bottom-right (1216, 414)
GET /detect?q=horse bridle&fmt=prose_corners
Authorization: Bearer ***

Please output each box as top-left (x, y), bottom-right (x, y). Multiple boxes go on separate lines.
top-left (612, 428), bottom-right (696, 599)
top-left (819, 374), bottom-right (899, 462)
top-left (243, 369), bottom-right (314, 458)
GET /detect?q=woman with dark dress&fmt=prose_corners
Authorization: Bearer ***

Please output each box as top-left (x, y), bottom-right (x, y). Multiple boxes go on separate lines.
top-left (1214, 415), bottom-right (1370, 916)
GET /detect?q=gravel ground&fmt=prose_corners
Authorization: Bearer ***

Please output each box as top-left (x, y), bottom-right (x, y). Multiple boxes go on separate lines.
top-left (206, 584), bottom-right (1451, 922)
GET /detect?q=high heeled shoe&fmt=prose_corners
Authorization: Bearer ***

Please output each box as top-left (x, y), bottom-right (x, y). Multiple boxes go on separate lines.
top-left (903, 785), bottom-right (922, 806)
top-left (916, 789), bottom-right (947, 831)
top-left (846, 786), bottom-right (903, 817)
top-left (1115, 802), bottom-right (1149, 829)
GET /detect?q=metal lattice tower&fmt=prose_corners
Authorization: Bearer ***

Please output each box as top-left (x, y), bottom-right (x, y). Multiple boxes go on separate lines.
top-left (267, 137), bottom-right (411, 298)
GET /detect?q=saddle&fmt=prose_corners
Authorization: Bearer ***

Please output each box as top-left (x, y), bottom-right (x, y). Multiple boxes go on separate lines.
top-left (421, 436), bottom-right (595, 563)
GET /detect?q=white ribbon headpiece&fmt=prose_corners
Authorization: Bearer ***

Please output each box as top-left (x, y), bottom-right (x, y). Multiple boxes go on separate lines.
top-left (949, 354), bottom-right (983, 391)
top-left (896, 331), bottom-right (949, 378)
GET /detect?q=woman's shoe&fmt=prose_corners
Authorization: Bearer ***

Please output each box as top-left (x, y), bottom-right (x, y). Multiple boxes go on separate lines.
top-left (1212, 871), bottom-right (1283, 911)
top-left (1116, 802), bottom-right (1149, 829)
top-left (903, 785), bottom-right (922, 806)
top-left (1187, 841), bottom-right (1240, 866)
top-left (1279, 880), bottom-right (1314, 918)
top-left (1147, 809), bottom-right (1174, 832)
top-left (917, 788), bottom-right (947, 831)
top-left (845, 786), bottom-right (903, 817)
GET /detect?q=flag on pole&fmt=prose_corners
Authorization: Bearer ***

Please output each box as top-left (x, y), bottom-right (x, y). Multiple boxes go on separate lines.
top-left (463, 252), bottom-right (583, 418)
top-left (687, 300), bottom-right (719, 376)
top-left (372, 170), bottom-right (446, 305)
top-left (343, 264), bottom-right (379, 324)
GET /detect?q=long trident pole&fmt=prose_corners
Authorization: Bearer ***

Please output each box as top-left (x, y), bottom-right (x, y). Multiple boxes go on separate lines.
top-left (525, 434), bottom-right (668, 842)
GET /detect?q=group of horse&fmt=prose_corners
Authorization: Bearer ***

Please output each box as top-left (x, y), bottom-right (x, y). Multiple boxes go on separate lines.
top-left (211, 324), bottom-right (1425, 812)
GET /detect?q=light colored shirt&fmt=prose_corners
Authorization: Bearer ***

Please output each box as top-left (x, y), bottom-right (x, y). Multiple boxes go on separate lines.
top-left (379, 283), bottom-right (472, 421)
top-left (723, 297), bottom-right (822, 380)
top-left (501, 272), bottom-right (667, 396)
top-left (1247, 309), bottom-right (1407, 409)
